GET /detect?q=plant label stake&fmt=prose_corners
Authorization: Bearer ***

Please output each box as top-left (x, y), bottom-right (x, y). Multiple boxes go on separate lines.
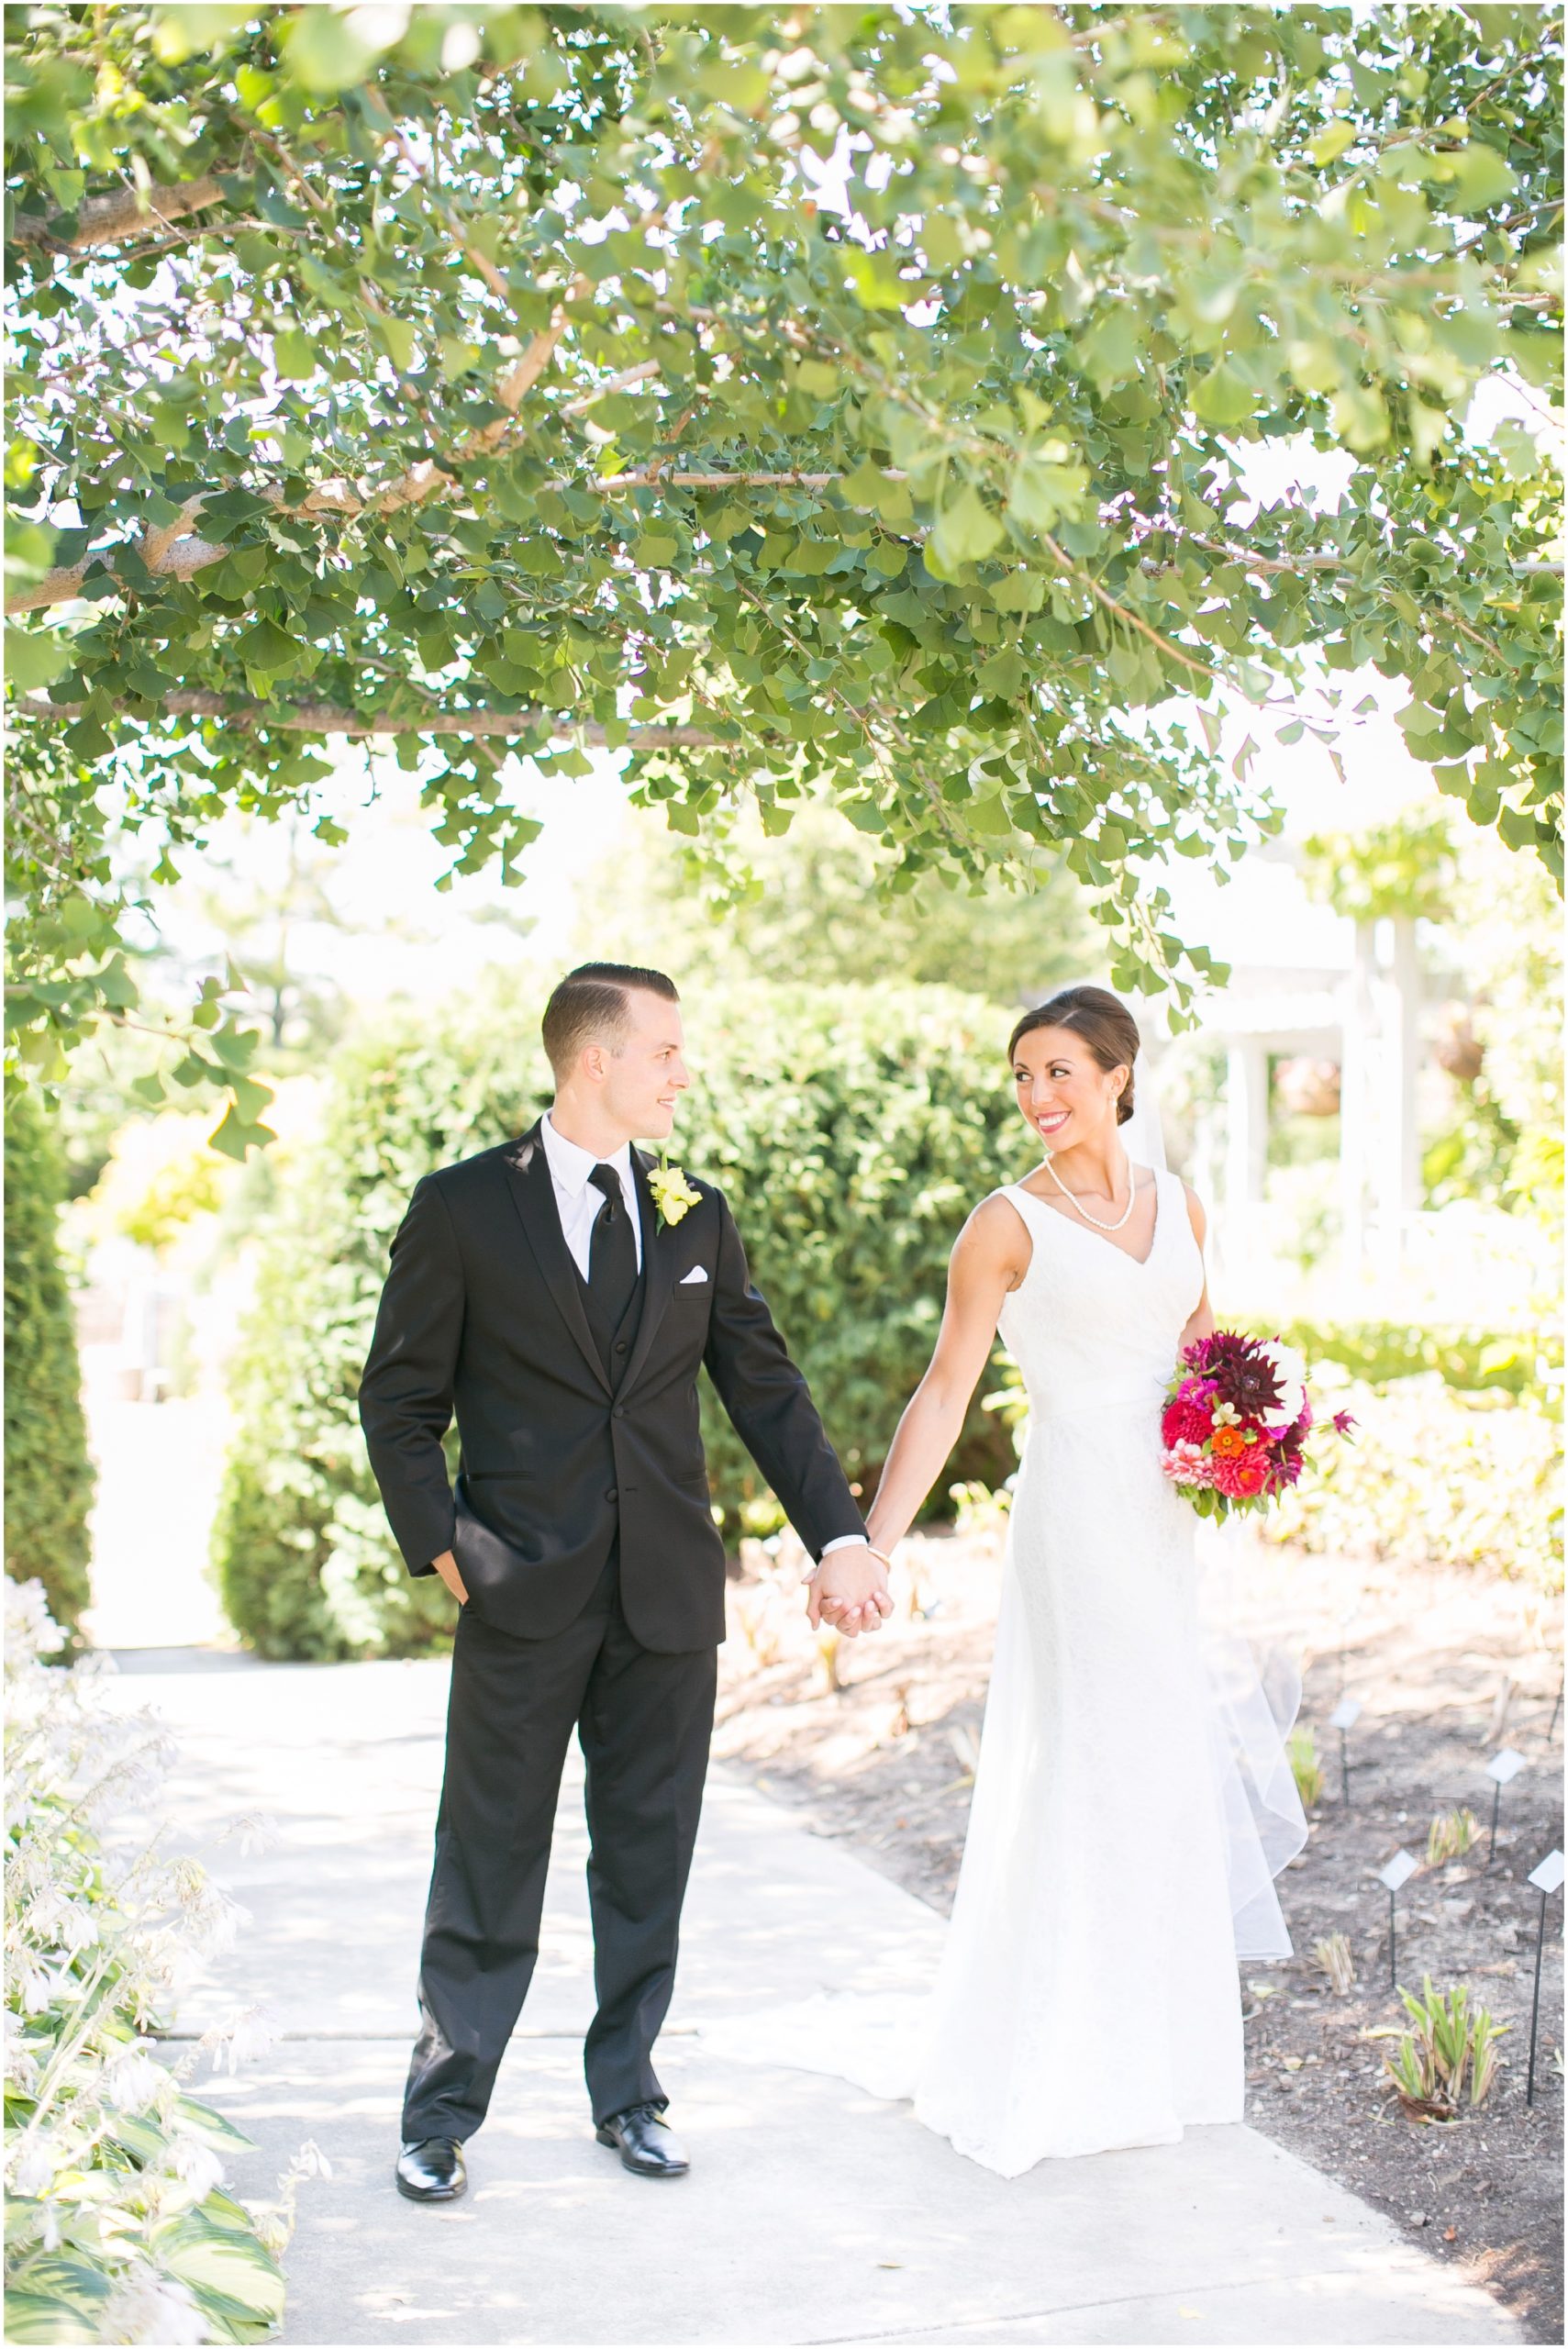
top-left (1379, 1848), bottom-right (1419, 1990)
top-left (1526, 1848), bottom-right (1564, 2109)
top-left (1485, 1747), bottom-right (1526, 1866)
top-left (1329, 1696), bottom-right (1362, 1804)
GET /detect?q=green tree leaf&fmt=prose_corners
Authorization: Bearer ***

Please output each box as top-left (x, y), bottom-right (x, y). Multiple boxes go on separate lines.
top-left (932, 485), bottom-right (1004, 568)
top-left (4, 628), bottom-right (69, 691)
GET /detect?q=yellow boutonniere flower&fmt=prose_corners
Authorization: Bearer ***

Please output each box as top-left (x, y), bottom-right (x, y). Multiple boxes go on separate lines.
top-left (649, 1156), bottom-right (701, 1228)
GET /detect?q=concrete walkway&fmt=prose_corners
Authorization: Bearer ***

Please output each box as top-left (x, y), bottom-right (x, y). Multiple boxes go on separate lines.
top-left (105, 1646), bottom-right (1522, 2348)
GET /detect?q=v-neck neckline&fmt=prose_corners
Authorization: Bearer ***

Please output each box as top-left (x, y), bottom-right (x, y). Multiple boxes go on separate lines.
top-left (1013, 1163), bottom-right (1163, 1269)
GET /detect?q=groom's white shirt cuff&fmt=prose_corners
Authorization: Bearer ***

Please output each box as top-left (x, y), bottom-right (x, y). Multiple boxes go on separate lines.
top-left (805, 1535), bottom-right (864, 1583)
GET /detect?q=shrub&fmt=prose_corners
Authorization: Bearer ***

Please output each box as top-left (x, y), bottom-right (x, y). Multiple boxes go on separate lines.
top-left (78, 1111), bottom-right (231, 1257)
top-left (1273, 1317), bottom-right (1561, 1407)
top-left (4, 1580), bottom-right (316, 2344)
top-left (212, 973), bottom-right (1028, 1658)
top-left (1261, 1372), bottom-right (1562, 1591)
top-left (988, 1316), bottom-right (1562, 1587)
top-left (684, 981), bottom-right (1023, 1532)
top-left (5, 1090), bottom-right (95, 1636)
top-left (212, 972), bottom-right (550, 1660)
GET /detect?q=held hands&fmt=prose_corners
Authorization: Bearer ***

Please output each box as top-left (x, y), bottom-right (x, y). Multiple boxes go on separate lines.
top-left (806, 1542), bottom-right (894, 1638)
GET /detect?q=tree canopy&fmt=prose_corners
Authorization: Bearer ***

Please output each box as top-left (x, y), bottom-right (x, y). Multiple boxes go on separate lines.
top-left (5, 2), bottom-right (1562, 1148)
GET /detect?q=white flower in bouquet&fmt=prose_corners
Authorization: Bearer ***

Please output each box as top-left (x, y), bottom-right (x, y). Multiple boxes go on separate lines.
top-left (1256, 1341), bottom-right (1308, 1430)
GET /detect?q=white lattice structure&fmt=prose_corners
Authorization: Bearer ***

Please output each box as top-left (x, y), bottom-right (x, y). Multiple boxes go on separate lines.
top-left (1196, 917), bottom-right (1431, 1299)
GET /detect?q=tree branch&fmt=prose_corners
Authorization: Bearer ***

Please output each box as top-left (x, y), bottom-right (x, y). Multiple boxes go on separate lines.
top-left (558, 360), bottom-right (663, 416)
top-left (17, 689), bottom-right (720, 746)
top-left (1171, 531), bottom-right (1563, 581)
top-left (6, 276), bottom-right (600, 608)
top-left (10, 174), bottom-right (227, 253)
top-left (584, 467), bottom-right (842, 491)
top-left (7, 470), bottom-right (1556, 619)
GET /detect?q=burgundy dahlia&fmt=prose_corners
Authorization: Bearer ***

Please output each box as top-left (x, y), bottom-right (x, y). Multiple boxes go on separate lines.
top-left (1205, 1340), bottom-right (1287, 1421)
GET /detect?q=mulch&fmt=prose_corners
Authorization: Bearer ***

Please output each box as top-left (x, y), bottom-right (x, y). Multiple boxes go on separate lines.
top-left (713, 1524), bottom-right (1563, 2343)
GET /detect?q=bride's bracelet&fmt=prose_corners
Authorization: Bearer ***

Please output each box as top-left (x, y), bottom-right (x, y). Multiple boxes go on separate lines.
top-left (862, 1542), bottom-right (898, 1574)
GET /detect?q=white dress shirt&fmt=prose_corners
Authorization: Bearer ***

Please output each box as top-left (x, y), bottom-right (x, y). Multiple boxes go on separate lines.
top-left (538, 1112), bottom-right (862, 1565)
top-left (539, 1111), bottom-right (642, 1277)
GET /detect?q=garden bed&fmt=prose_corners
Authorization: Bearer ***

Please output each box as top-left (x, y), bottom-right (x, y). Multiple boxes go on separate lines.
top-left (714, 1527), bottom-right (1563, 2343)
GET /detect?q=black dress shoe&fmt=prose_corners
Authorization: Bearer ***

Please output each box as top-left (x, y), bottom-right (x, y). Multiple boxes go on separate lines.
top-left (395, 2136), bottom-right (467, 2201)
top-left (595, 2101), bottom-right (689, 2176)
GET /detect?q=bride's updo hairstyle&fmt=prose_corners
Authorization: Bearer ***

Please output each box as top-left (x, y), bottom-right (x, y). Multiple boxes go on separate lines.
top-left (1006, 985), bottom-right (1140, 1128)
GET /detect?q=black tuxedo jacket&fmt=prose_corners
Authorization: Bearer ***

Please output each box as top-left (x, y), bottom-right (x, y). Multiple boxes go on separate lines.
top-left (357, 1120), bottom-right (865, 1651)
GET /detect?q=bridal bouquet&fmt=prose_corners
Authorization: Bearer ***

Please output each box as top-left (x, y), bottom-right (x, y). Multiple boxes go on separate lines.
top-left (1160, 1330), bottom-right (1355, 1520)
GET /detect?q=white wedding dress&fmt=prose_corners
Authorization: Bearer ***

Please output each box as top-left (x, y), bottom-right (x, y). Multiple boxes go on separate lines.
top-left (705, 1163), bottom-right (1306, 2176)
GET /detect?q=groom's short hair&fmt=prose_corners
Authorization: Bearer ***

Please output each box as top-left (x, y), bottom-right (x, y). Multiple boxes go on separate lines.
top-left (542, 963), bottom-right (680, 1076)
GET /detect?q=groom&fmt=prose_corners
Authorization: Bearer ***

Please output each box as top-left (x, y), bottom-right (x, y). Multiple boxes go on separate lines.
top-left (359, 963), bottom-right (892, 2201)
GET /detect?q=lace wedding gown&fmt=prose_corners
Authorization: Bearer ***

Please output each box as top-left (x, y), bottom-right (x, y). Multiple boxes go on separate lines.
top-left (706, 1163), bottom-right (1306, 2176)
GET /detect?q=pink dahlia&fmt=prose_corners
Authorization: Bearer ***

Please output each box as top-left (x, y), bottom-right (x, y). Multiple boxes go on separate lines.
top-left (1162, 1440), bottom-right (1213, 1486)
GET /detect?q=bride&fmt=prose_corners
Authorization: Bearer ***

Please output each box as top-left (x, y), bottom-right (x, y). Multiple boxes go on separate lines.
top-left (783, 982), bottom-right (1307, 2176)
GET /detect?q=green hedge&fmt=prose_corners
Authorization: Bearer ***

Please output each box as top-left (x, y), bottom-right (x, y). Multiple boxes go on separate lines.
top-left (684, 981), bottom-right (1020, 1529)
top-left (211, 977), bottom-right (550, 1659)
top-left (5, 1091), bottom-right (94, 1635)
top-left (1274, 1318), bottom-right (1562, 1405)
top-left (213, 974), bottom-right (1028, 1659)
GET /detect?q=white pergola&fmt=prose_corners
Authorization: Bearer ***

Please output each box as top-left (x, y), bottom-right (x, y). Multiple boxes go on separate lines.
top-left (1187, 916), bottom-right (1429, 1290)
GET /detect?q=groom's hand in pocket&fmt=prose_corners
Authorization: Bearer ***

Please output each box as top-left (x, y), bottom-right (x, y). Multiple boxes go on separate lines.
top-left (808, 1543), bottom-right (893, 1638)
top-left (430, 1550), bottom-right (470, 1608)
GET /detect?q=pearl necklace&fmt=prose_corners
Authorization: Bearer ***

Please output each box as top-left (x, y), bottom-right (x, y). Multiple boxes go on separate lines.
top-left (1041, 1138), bottom-right (1137, 1231)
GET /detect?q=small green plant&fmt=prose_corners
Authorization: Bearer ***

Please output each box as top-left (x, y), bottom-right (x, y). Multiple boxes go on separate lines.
top-left (1312, 1932), bottom-right (1356, 1996)
top-left (1287, 1725), bottom-right (1324, 1809)
top-left (1375, 1977), bottom-right (1510, 2120)
top-left (1427, 1808), bottom-right (1478, 1866)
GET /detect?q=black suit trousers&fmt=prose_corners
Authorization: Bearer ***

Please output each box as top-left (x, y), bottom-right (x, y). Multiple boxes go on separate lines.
top-left (401, 1542), bottom-right (717, 2140)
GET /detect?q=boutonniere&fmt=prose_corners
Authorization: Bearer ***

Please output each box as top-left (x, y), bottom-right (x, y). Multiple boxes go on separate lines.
top-left (648, 1152), bottom-right (701, 1229)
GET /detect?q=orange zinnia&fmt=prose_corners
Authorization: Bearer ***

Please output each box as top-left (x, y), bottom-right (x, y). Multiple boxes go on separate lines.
top-left (1211, 1427), bottom-right (1247, 1457)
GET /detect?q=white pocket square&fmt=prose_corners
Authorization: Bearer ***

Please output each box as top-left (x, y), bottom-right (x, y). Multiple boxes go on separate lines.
top-left (679, 1265), bottom-right (709, 1286)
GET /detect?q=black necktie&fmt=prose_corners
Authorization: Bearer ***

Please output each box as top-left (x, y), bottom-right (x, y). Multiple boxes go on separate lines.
top-left (587, 1163), bottom-right (638, 1330)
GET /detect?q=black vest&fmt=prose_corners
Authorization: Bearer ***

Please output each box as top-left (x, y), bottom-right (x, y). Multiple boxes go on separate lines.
top-left (572, 1252), bottom-right (647, 1391)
